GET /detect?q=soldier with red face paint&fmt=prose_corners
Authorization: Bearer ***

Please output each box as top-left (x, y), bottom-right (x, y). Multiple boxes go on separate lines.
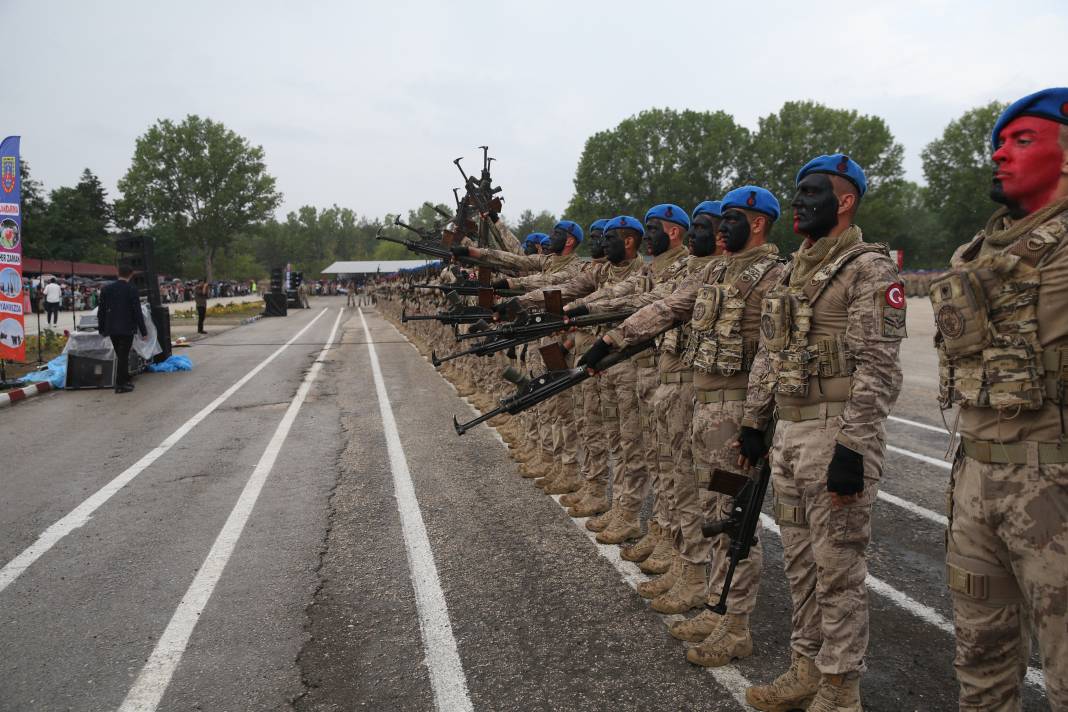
top-left (934, 87), bottom-right (1068, 712)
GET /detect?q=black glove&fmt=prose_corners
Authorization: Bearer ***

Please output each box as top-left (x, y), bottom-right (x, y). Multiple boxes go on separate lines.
top-left (450, 245), bottom-right (470, 259)
top-left (577, 337), bottom-right (612, 369)
top-left (565, 304), bottom-right (589, 319)
top-left (488, 211), bottom-right (500, 224)
top-left (827, 443), bottom-right (865, 495)
top-left (737, 426), bottom-right (768, 464)
top-left (491, 278), bottom-right (509, 289)
top-left (492, 297), bottom-right (519, 316)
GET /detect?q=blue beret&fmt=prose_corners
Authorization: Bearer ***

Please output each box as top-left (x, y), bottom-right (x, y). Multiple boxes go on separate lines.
top-left (589, 219), bottom-right (609, 233)
top-left (538, 233), bottom-right (552, 246)
top-left (796, 154), bottom-right (867, 197)
top-left (991, 87), bottom-right (1068, 151)
top-left (721, 186), bottom-right (782, 221)
top-left (554, 220), bottom-right (584, 243)
top-left (692, 201), bottom-right (723, 219)
top-left (524, 232), bottom-right (546, 245)
top-left (604, 215), bottom-right (644, 236)
top-left (644, 204), bottom-right (690, 230)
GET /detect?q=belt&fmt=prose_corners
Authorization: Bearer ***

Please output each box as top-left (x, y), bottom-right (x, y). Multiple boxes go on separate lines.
top-left (660, 371), bottom-right (693, 385)
top-left (635, 354), bottom-right (656, 368)
top-left (776, 401), bottom-right (846, 422)
top-left (695, 388), bottom-right (748, 404)
top-left (961, 437), bottom-right (1068, 465)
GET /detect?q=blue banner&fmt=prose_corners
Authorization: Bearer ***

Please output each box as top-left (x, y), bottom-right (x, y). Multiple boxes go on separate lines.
top-left (0, 135), bottom-right (23, 362)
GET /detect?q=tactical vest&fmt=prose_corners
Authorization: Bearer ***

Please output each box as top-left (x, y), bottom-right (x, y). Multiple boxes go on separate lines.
top-left (682, 253), bottom-right (781, 376)
top-left (656, 253), bottom-right (696, 356)
top-left (761, 243), bottom-right (888, 397)
top-left (931, 223), bottom-right (1063, 412)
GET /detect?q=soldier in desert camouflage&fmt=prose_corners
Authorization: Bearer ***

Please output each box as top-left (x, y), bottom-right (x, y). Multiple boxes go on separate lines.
top-left (739, 155), bottom-right (904, 712)
top-left (935, 87), bottom-right (1068, 712)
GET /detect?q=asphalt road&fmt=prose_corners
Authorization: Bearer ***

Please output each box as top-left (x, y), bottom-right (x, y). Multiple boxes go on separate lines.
top-left (0, 296), bottom-right (1051, 711)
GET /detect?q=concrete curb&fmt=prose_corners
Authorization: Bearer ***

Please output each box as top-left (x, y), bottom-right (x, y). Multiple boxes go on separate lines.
top-left (0, 381), bottom-right (54, 408)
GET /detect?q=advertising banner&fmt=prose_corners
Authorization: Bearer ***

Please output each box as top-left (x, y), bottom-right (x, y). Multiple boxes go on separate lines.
top-left (0, 136), bottom-right (23, 362)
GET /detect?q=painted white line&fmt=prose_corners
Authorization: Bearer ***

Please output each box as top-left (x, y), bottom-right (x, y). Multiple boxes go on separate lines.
top-left (0, 308), bottom-right (330, 595)
top-left (758, 514), bottom-right (1045, 691)
top-left (117, 308), bottom-right (343, 712)
top-left (358, 308), bottom-right (474, 712)
top-left (877, 491), bottom-right (948, 527)
top-left (887, 444), bottom-right (952, 470)
top-left (888, 415), bottom-right (949, 435)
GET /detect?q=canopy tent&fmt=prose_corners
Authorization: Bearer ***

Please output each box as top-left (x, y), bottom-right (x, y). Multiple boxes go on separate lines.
top-left (320, 260), bottom-right (442, 276)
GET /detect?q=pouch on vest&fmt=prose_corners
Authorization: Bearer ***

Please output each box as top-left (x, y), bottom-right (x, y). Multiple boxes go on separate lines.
top-left (761, 295), bottom-right (791, 352)
top-left (930, 271), bottom-right (992, 358)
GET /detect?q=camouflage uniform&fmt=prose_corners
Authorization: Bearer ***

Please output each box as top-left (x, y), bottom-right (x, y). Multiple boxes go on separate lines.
top-left (743, 226), bottom-right (904, 679)
top-left (934, 205), bottom-right (1068, 711)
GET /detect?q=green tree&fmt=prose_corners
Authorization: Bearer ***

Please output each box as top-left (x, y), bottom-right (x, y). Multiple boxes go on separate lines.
top-left (20, 160), bottom-right (49, 260)
top-left (27, 169), bottom-right (113, 262)
top-left (510, 209), bottom-right (557, 239)
top-left (921, 101), bottom-right (1007, 259)
top-left (566, 108), bottom-right (750, 227)
top-left (116, 114), bottom-right (282, 281)
top-left (745, 101), bottom-right (907, 249)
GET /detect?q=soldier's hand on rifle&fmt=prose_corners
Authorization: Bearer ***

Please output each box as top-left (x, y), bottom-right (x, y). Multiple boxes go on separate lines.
top-left (491, 278), bottom-right (509, 290)
top-left (826, 443), bottom-right (864, 508)
top-left (735, 426), bottom-right (768, 470)
top-left (577, 336), bottom-right (612, 374)
top-left (563, 304), bottom-right (589, 323)
top-left (450, 245), bottom-right (477, 261)
top-left (492, 296), bottom-right (519, 321)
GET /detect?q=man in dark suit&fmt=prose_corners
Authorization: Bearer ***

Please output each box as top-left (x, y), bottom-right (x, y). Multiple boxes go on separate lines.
top-left (98, 265), bottom-right (148, 394)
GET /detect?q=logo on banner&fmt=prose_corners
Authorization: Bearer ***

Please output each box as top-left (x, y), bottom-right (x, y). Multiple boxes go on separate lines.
top-left (0, 218), bottom-right (18, 250)
top-left (1, 156), bottom-right (14, 193)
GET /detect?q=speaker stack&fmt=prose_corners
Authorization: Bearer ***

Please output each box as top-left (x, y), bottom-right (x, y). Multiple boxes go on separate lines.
top-left (114, 233), bottom-right (171, 363)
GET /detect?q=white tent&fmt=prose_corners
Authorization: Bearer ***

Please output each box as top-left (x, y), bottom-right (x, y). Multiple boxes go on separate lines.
top-left (320, 259), bottom-right (441, 275)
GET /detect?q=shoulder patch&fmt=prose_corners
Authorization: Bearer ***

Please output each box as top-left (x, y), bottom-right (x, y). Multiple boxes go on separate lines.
top-left (885, 282), bottom-right (905, 309)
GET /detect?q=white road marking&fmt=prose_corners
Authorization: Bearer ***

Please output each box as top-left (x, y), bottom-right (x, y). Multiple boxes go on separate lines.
top-left (877, 491), bottom-right (948, 527)
top-left (358, 308), bottom-right (474, 712)
top-left (0, 308), bottom-right (330, 595)
top-left (887, 443), bottom-right (952, 471)
top-left (117, 308), bottom-right (344, 712)
top-left (888, 415), bottom-right (949, 435)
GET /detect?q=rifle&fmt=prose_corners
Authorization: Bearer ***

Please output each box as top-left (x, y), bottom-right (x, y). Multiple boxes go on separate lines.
top-left (376, 232), bottom-right (453, 261)
top-left (412, 283), bottom-right (525, 298)
top-left (400, 286), bottom-right (496, 325)
top-left (430, 311), bottom-right (632, 367)
top-left (701, 455), bottom-right (773, 615)
top-left (453, 333), bottom-right (662, 435)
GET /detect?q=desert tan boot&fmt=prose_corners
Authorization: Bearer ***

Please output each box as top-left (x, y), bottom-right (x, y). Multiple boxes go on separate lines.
top-left (620, 521), bottom-right (661, 563)
top-left (745, 652), bottom-right (820, 712)
top-left (806, 673), bottom-right (862, 712)
top-left (568, 487), bottom-right (610, 518)
top-left (596, 510), bottom-right (641, 545)
top-left (638, 536), bottom-right (673, 575)
top-left (685, 613), bottom-right (752, 667)
top-left (636, 554), bottom-right (679, 599)
top-left (668, 607), bottom-right (722, 643)
top-left (545, 464), bottom-right (582, 495)
top-left (586, 504), bottom-right (618, 532)
top-left (651, 561), bottom-right (706, 614)
top-left (560, 482), bottom-right (589, 508)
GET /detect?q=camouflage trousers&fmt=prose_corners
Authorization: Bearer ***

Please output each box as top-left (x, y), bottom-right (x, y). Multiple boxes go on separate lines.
top-left (652, 379), bottom-right (697, 562)
top-left (771, 413), bottom-right (883, 675)
top-left (603, 360), bottom-right (649, 514)
top-left (691, 397), bottom-right (762, 614)
top-left (636, 362), bottom-right (664, 526)
top-left (578, 375), bottom-right (609, 485)
top-left (948, 453), bottom-right (1068, 711)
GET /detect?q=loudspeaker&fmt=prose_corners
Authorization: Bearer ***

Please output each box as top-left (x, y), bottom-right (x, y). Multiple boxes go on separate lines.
top-left (66, 351), bottom-right (145, 389)
top-left (270, 267), bottom-right (285, 293)
top-left (263, 292), bottom-right (288, 317)
top-left (151, 305), bottom-right (172, 363)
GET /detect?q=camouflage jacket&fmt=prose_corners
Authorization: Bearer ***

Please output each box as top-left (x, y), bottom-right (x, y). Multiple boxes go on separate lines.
top-left (476, 250), bottom-right (582, 291)
top-left (742, 227), bottom-right (904, 455)
top-left (580, 245), bottom-right (689, 313)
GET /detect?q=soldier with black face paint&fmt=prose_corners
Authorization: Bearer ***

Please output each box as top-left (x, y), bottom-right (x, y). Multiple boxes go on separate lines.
top-left (740, 156), bottom-right (903, 712)
top-left (687, 200), bottom-right (723, 257)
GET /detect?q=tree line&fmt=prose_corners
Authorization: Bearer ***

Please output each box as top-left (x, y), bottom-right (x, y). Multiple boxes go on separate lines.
top-left (22, 100), bottom-right (1004, 279)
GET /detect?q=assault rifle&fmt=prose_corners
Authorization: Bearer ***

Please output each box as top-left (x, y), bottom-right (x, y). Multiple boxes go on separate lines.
top-left (701, 455), bottom-right (773, 615)
top-left (376, 232), bottom-right (453, 261)
top-left (431, 311), bottom-right (632, 367)
top-left (453, 333), bottom-right (663, 435)
top-left (400, 285), bottom-right (495, 325)
top-left (412, 283), bottom-right (524, 298)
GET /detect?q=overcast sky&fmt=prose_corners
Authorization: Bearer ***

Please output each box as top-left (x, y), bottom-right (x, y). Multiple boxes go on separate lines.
top-left (9, 0), bottom-right (1067, 224)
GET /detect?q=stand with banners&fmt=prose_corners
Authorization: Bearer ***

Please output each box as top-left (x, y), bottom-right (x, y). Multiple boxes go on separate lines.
top-left (0, 136), bottom-right (23, 386)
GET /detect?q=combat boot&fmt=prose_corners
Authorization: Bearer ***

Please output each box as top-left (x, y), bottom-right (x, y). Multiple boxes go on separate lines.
top-left (596, 510), bottom-right (641, 544)
top-left (568, 487), bottom-right (610, 518)
top-left (744, 652), bottom-right (820, 712)
top-left (638, 536), bottom-right (673, 575)
top-left (586, 504), bottom-right (618, 533)
top-left (685, 613), bottom-right (752, 667)
top-left (545, 464), bottom-right (581, 495)
top-left (651, 561), bottom-right (706, 614)
top-left (533, 463), bottom-right (561, 490)
top-left (668, 607), bottom-right (722, 643)
top-left (560, 482), bottom-right (589, 508)
top-left (806, 673), bottom-right (862, 712)
top-left (520, 457), bottom-right (551, 479)
top-left (620, 521), bottom-right (662, 563)
top-left (637, 553), bottom-right (679, 599)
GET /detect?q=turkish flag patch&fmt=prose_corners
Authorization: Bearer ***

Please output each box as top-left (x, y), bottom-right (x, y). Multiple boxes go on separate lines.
top-left (885, 283), bottom-right (905, 309)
